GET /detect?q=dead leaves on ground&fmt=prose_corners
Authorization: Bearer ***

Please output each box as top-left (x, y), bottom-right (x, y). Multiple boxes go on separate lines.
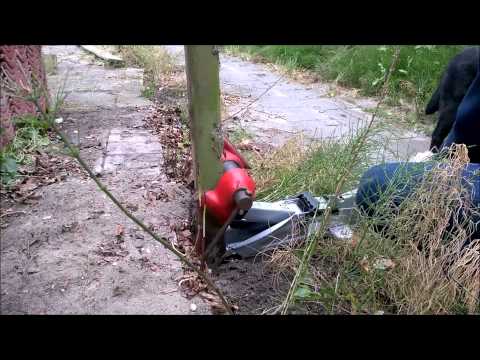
top-left (143, 188), bottom-right (169, 204)
top-left (137, 256), bottom-right (163, 273)
top-left (144, 102), bottom-right (237, 314)
top-left (178, 271), bottom-right (238, 314)
top-left (237, 139), bottom-right (260, 153)
top-left (144, 104), bottom-right (192, 185)
top-left (95, 239), bottom-right (129, 265)
top-left (170, 219), bottom-right (194, 256)
top-left (170, 220), bottom-right (238, 314)
top-left (0, 150), bottom-right (83, 228)
top-left (2, 150), bottom-right (83, 204)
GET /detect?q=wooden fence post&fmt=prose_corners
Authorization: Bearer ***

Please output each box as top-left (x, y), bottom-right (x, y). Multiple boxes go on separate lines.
top-left (184, 45), bottom-right (223, 257)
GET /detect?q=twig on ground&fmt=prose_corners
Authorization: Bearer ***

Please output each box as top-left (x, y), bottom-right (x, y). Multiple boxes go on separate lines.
top-left (0, 211), bottom-right (27, 218)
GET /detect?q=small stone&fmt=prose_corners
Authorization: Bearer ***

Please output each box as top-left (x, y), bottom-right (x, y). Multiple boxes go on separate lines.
top-left (93, 165), bottom-right (103, 177)
top-left (190, 303), bottom-right (197, 312)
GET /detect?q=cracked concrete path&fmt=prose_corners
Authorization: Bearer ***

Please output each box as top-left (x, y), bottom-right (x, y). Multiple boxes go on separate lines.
top-left (1, 46), bottom-right (209, 314)
top-left (165, 46), bottom-right (429, 161)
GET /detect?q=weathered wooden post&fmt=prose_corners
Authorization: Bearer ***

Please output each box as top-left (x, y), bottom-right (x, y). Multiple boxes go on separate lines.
top-left (184, 45), bottom-right (223, 258)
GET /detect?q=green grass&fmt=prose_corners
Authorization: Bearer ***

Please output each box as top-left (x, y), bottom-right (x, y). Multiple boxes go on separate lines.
top-left (255, 134), bottom-right (479, 314)
top-left (0, 72), bottom-right (67, 187)
top-left (228, 126), bottom-right (252, 144)
top-left (226, 45), bottom-right (469, 120)
top-left (250, 125), bottom-right (382, 202)
top-left (117, 46), bottom-right (174, 100)
top-left (0, 115), bottom-right (51, 186)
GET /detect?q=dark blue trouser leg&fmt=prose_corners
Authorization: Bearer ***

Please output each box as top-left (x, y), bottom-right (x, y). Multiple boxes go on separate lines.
top-left (356, 162), bottom-right (480, 241)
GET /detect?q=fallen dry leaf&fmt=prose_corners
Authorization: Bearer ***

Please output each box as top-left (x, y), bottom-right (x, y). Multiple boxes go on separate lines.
top-left (373, 258), bottom-right (396, 271)
top-left (237, 139), bottom-right (252, 150)
top-left (19, 178), bottom-right (39, 194)
top-left (360, 256), bottom-right (370, 273)
top-left (350, 231), bottom-right (360, 247)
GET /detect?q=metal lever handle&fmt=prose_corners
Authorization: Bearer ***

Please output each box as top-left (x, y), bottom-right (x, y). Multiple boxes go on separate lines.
top-left (202, 189), bottom-right (252, 266)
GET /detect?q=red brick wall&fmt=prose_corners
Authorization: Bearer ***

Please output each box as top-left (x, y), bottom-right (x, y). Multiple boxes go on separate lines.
top-left (0, 45), bottom-right (48, 150)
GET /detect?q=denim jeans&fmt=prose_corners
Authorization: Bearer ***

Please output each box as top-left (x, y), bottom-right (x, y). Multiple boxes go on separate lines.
top-left (356, 68), bottom-right (480, 241)
top-left (356, 162), bottom-right (480, 241)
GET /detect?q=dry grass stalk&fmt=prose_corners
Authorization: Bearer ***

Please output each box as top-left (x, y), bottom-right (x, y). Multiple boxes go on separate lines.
top-left (386, 144), bottom-right (479, 314)
top-left (118, 46), bottom-right (175, 87)
top-left (249, 134), bottom-right (309, 193)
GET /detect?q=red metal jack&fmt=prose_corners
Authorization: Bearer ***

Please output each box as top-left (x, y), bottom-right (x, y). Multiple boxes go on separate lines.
top-left (203, 138), bottom-right (256, 225)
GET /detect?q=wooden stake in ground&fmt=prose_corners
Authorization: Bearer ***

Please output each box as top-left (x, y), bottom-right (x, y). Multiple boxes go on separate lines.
top-left (184, 46), bottom-right (224, 258)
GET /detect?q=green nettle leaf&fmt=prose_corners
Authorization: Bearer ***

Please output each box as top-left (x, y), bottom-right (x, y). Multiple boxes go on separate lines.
top-left (1, 157), bottom-right (17, 174)
top-left (294, 286), bottom-right (313, 299)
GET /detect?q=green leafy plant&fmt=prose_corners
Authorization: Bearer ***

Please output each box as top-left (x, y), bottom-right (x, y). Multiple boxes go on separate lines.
top-left (0, 114), bottom-right (52, 186)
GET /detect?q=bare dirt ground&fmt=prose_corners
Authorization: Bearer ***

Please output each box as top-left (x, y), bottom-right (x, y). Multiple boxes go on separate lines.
top-left (0, 46), bottom-right (210, 314)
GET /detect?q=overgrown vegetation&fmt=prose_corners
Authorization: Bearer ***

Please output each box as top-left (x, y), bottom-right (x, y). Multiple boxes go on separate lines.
top-left (0, 68), bottom-right (66, 188)
top-left (239, 46), bottom-right (479, 313)
top-left (250, 128), bottom-right (381, 202)
top-left (0, 115), bottom-right (51, 186)
top-left (251, 134), bottom-right (479, 314)
top-left (226, 45), bottom-right (468, 120)
top-left (118, 46), bottom-right (175, 99)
